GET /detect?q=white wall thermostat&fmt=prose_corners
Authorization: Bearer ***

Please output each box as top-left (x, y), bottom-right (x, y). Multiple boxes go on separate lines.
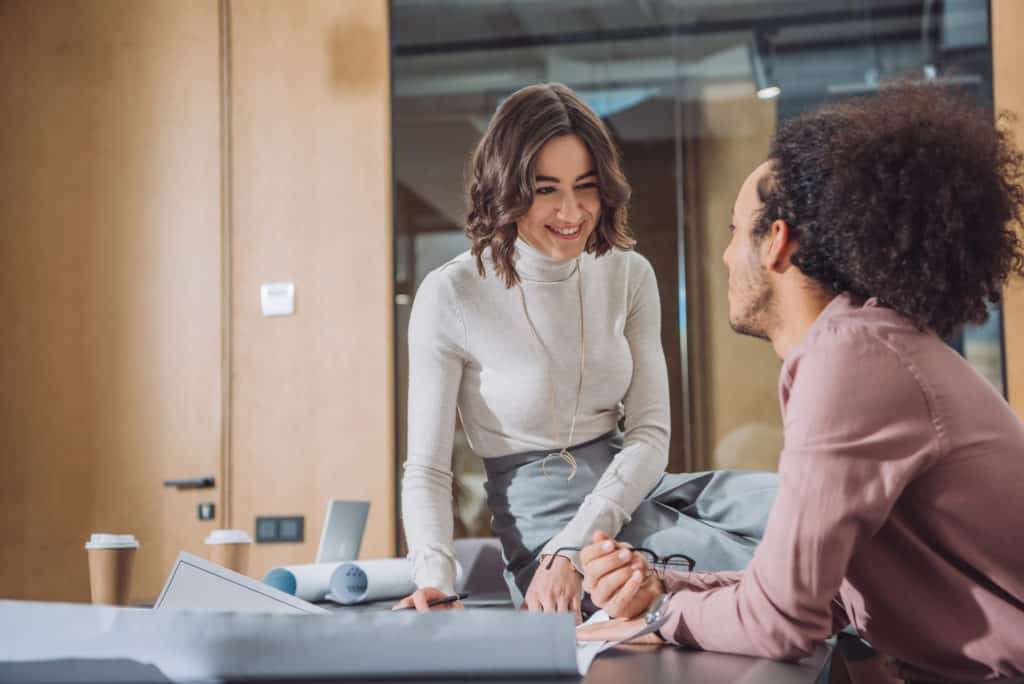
top-left (260, 282), bottom-right (295, 317)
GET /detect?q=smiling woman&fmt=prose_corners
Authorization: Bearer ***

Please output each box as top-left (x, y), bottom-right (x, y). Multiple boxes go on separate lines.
top-left (465, 83), bottom-right (634, 286)
top-left (519, 136), bottom-right (600, 257)
top-left (396, 82), bottom-right (778, 619)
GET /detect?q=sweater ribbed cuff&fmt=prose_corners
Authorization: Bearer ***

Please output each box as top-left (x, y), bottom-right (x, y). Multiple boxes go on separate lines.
top-left (409, 548), bottom-right (458, 596)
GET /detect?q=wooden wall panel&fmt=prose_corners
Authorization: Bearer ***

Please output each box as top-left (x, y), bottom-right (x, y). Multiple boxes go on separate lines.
top-left (0, 0), bottom-right (223, 601)
top-left (228, 0), bottom-right (394, 578)
top-left (993, 0), bottom-right (1024, 418)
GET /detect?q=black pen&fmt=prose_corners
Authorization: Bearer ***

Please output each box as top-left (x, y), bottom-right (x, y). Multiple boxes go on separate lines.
top-left (395, 592), bottom-right (470, 611)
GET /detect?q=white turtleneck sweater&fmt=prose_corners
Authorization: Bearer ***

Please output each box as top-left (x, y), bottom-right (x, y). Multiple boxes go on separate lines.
top-left (402, 238), bottom-right (670, 593)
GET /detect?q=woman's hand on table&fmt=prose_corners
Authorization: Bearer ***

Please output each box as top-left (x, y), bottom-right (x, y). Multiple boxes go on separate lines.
top-left (581, 531), bottom-right (665, 619)
top-left (524, 553), bottom-right (583, 624)
top-left (392, 586), bottom-right (465, 613)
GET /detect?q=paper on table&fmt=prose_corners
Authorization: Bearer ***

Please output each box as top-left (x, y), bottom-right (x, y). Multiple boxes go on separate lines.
top-left (154, 551), bottom-right (328, 614)
top-left (576, 610), bottom-right (612, 675)
top-left (0, 600), bottom-right (580, 681)
top-left (575, 609), bottom-right (672, 675)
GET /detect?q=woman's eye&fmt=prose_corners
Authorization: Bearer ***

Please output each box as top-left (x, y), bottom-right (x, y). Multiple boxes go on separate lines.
top-left (535, 186), bottom-right (556, 195)
top-left (575, 182), bottom-right (599, 191)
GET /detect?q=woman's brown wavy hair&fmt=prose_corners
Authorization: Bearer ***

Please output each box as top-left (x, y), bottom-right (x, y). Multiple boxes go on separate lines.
top-left (466, 83), bottom-right (634, 287)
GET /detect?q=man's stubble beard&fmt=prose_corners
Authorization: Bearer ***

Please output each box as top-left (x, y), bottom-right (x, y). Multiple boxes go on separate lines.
top-left (729, 273), bottom-right (776, 342)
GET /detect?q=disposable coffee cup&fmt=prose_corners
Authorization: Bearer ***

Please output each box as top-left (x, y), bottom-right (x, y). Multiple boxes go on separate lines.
top-left (205, 529), bottom-right (253, 575)
top-left (85, 533), bottom-right (139, 605)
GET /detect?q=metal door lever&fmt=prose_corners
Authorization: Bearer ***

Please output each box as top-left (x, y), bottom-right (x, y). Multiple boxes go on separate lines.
top-left (163, 476), bottom-right (216, 489)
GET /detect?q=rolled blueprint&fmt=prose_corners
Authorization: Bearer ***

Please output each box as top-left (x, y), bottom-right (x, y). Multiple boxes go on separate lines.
top-left (262, 563), bottom-right (343, 602)
top-left (263, 559), bottom-right (461, 605)
top-left (328, 559), bottom-right (420, 605)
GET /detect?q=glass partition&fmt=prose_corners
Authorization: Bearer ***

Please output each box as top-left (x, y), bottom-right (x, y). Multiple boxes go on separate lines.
top-left (391, 0), bottom-right (997, 544)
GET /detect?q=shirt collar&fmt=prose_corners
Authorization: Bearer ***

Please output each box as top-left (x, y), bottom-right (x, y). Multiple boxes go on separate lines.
top-left (784, 292), bottom-right (871, 363)
top-left (514, 237), bottom-right (579, 283)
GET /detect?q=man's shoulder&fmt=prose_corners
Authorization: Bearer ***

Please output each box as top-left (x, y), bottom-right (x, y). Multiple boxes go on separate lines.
top-left (797, 299), bottom-right (930, 363)
top-left (781, 309), bottom-right (933, 411)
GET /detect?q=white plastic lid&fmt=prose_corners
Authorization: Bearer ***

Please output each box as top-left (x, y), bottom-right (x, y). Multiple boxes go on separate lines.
top-left (204, 529), bottom-right (253, 544)
top-left (84, 533), bottom-right (139, 550)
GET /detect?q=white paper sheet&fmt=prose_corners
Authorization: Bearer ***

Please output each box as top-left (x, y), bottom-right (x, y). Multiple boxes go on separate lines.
top-left (154, 551), bottom-right (329, 614)
top-left (576, 609), bottom-right (613, 675)
top-left (574, 609), bottom-right (673, 675)
top-left (0, 600), bottom-right (581, 681)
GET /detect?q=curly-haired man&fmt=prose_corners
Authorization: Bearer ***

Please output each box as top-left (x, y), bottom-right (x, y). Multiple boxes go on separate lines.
top-left (578, 84), bottom-right (1024, 683)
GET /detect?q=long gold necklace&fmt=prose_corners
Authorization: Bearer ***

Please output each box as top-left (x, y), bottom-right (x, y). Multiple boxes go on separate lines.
top-left (517, 257), bottom-right (585, 481)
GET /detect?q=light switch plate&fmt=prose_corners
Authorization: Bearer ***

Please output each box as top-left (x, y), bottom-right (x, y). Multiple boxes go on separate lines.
top-left (260, 282), bottom-right (295, 317)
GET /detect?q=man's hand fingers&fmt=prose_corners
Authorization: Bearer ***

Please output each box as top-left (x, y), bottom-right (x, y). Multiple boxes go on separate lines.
top-left (580, 532), bottom-right (616, 566)
top-left (605, 570), bottom-right (645, 618)
top-left (587, 547), bottom-right (635, 586)
top-left (594, 566), bottom-right (639, 610)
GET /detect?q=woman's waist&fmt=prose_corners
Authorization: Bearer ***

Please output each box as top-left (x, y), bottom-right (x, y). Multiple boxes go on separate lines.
top-left (468, 414), bottom-right (622, 462)
top-left (481, 430), bottom-right (624, 492)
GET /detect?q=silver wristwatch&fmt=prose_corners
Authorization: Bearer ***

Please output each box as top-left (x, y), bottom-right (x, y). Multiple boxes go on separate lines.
top-left (644, 592), bottom-right (671, 640)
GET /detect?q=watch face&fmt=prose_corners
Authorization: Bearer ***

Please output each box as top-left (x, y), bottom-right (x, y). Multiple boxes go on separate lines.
top-left (645, 592), bottom-right (667, 624)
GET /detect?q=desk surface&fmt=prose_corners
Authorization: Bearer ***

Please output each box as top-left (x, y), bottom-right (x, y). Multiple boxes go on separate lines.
top-left (328, 597), bottom-right (830, 684)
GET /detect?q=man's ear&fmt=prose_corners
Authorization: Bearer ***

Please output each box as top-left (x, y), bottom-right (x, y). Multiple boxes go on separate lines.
top-left (761, 219), bottom-right (796, 273)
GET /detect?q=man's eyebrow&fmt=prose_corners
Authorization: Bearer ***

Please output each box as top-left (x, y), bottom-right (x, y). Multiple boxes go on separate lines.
top-left (535, 170), bottom-right (597, 183)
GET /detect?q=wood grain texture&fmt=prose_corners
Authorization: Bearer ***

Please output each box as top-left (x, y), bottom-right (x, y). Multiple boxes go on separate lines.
top-left (0, 0), bottom-right (223, 601)
top-left (993, 0), bottom-right (1024, 419)
top-left (228, 0), bottom-right (395, 578)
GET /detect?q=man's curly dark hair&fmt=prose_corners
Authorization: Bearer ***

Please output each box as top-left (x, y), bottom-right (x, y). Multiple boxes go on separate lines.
top-left (755, 83), bottom-right (1024, 338)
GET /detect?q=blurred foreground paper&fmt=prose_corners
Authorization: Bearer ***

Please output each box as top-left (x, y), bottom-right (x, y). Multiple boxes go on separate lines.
top-left (0, 600), bottom-right (584, 680)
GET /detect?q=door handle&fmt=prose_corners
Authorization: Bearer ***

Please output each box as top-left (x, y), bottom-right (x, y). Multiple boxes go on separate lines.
top-left (163, 476), bottom-right (216, 489)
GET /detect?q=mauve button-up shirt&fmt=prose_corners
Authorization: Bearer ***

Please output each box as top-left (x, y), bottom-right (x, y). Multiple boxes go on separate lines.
top-left (659, 294), bottom-right (1024, 682)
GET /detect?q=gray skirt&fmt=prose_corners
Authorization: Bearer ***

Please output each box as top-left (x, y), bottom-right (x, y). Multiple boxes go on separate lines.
top-left (483, 431), bottom-right (778, 605)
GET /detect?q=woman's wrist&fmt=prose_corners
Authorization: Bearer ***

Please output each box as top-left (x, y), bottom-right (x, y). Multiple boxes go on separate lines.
top-left (540, 553), bottom-right (581, 574)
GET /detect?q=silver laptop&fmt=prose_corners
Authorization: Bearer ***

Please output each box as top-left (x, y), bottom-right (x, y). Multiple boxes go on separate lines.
top-left (315, 500), bottom-right (370, 564)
